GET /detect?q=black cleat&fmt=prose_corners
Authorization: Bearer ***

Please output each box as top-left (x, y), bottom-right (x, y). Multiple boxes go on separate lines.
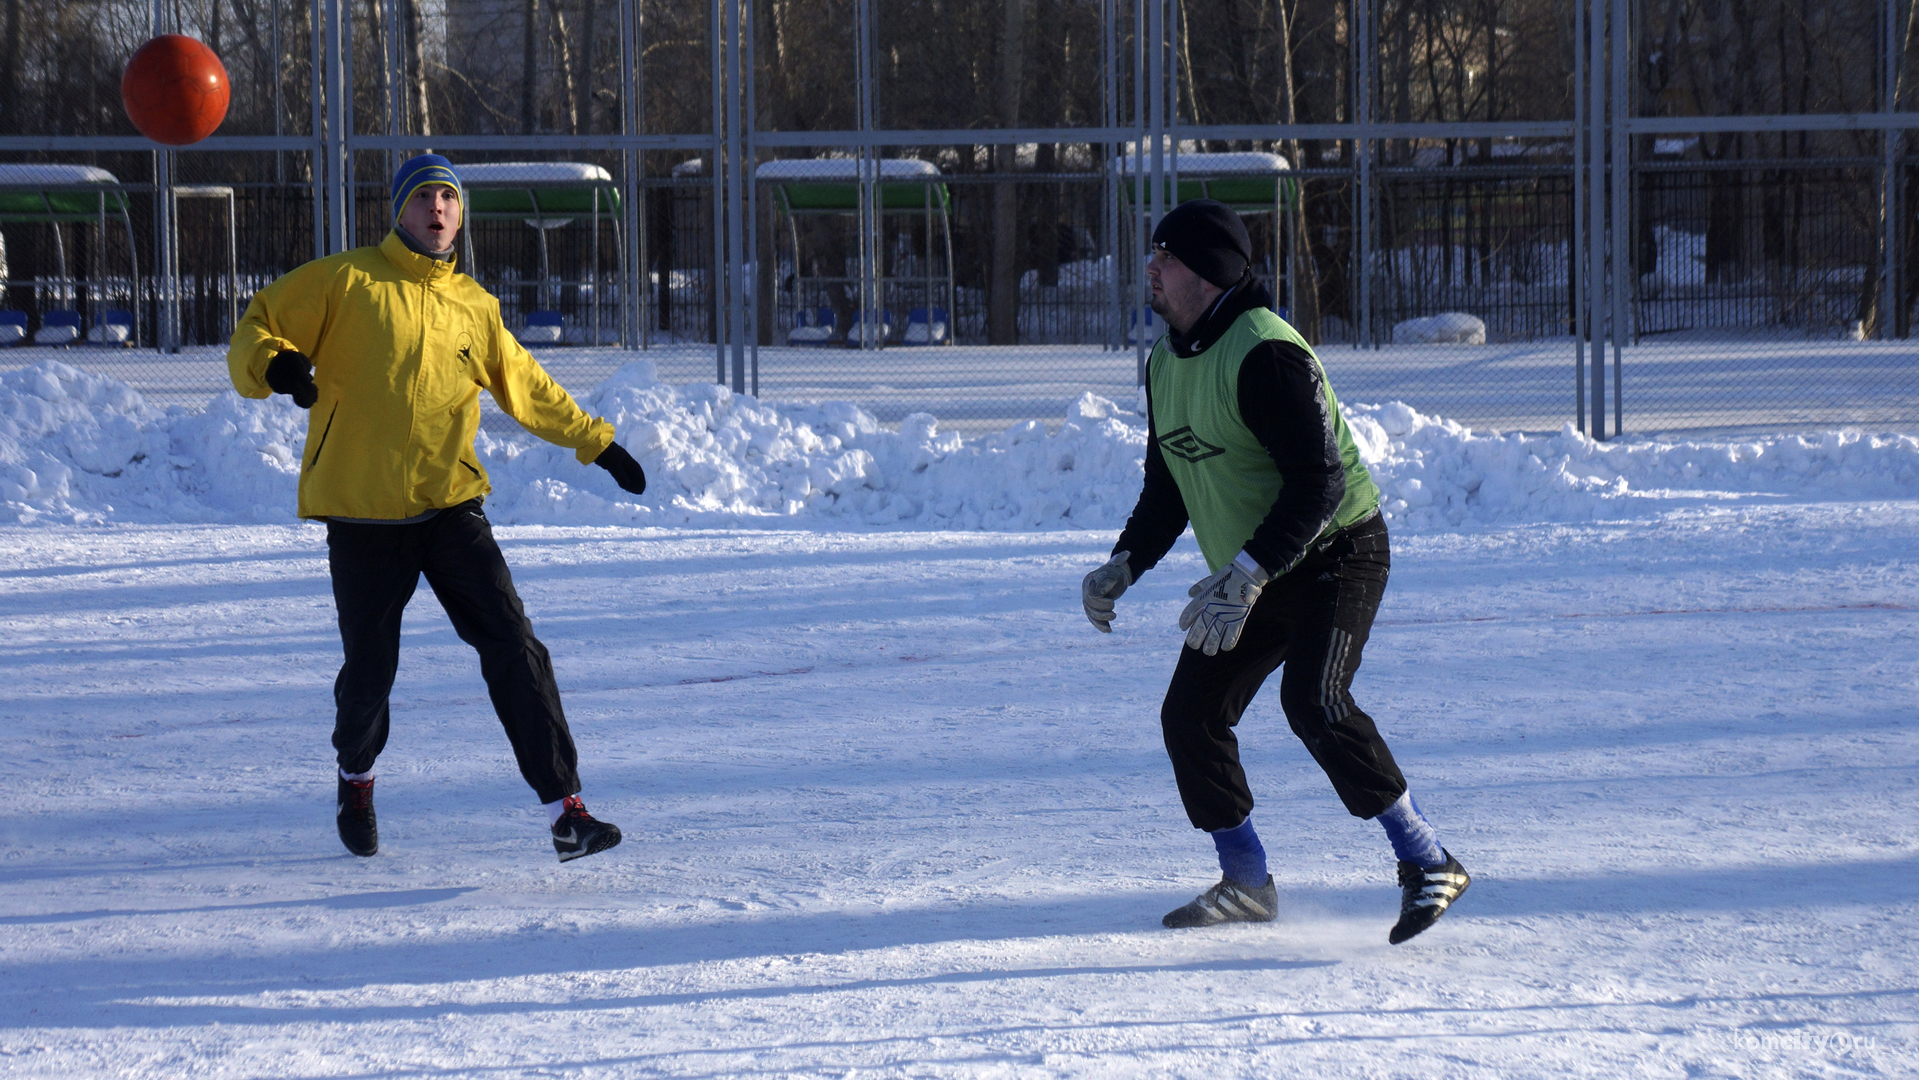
top-left (1162, 875), bottom-right (1279, 928)
top-left (552, 796), bottom-right (622, 863)
top-left (1389, 849), bottom-right (1470, 944)
top-left (336, 776), bottom-right (378, 857)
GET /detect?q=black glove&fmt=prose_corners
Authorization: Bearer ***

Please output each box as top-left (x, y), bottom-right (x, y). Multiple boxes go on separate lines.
top-left (593, 440), bottom-right (647, 495)
top-left (265, 350), bottom-right (318, 409)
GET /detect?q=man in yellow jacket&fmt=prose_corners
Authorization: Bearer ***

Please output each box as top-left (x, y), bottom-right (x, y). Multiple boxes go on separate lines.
top-left (229, 154), bottom-right (647, 863)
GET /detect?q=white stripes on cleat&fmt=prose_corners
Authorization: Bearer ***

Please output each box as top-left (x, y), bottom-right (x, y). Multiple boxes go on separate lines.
top-left (1162, 875), bottom-right (1280, 929)
top-left (1389, 849), bottom-right (1470, 944)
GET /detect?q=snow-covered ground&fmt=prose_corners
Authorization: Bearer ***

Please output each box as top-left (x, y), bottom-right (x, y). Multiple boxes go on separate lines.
top-left (1, 357), bottom-right (1916, 1077)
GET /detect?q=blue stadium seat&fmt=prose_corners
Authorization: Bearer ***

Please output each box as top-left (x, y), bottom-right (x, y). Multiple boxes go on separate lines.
top-left (88, 309), bottom-right (134, 346)
top-left (517, 309), bottom-right (564, 345)
top-left (847, 308), bottom-right (893, 344)
top-left (788, 306), bottom-right (836, 345)
top-left (901, 307), bottom-right (949, 345)
top-left (34, 309), bottom-right (81, 346)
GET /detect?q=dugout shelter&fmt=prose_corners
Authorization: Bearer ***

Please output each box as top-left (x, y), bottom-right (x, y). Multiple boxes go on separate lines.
top-left (0, 164), bottom-right (141, 346)
top-left (455, 162), bottom-right (625, 346)
top-left (757, 157), bottom-right (955, 348)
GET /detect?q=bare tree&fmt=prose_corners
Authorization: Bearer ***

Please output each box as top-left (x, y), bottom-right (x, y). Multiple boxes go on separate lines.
top-left (406, 0), bottom-right (432, 137)
top-left (549, 0), bottom-right (579, 132)
top-left (0, 0), bottom-right (19, 136)
top-left (522, 0), bottom-right (540, 133)
top-left (1274, 0), bottom-right (1320, 340)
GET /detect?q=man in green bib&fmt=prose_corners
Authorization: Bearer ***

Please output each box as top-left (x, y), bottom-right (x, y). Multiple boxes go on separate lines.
top-left (1080, 199), bottom-right (1469, 944)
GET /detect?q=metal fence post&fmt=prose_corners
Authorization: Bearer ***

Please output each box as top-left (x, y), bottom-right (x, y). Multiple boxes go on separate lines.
top-left (740, 0), bottom-right (756, 387)
top-left (1353, 0), bottom-right (1373, 349)
top-left (154, 150), bottom-right (174, 353)
top-left (725, 0), bottom-right (747, 391)
top-left (150, 0), bottom-right (177, 353)
top-left (1132, 0), bottom-right (1147, 383)
top-left (1572, 0), bottom-right (1585, 434)
top-left (710, 0), bottom-right (725, 381)
top-left (1587, 0), bottom-right (1607, 439)
top-left (1165, 0), bottom-right (1179, 209)
top-left (619, 0), bottom-right (644, 350)
top-left (1883, 0), bottom-right (1901, 339)
top-left (855, 0), bottom-right (879, 354)
top-left (311, 0), bottom-right (327, 262)
top-left (1102, 0), bottom-right (1117, 353)
top-left (1141, 0), bottom-right (1166, 384)
top-left (1611, 0), bottom-right (1628, 431)
top-left (326, 0), bottom-right (349, 254)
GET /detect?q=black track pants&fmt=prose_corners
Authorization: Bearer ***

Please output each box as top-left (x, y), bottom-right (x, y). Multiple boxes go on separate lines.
top-left (327, 500), bottom-right (581, 804)
top-left (1160, 513), bottom-right (1407, 830)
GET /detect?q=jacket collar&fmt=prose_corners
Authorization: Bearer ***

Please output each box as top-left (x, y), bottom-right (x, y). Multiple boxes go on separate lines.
top-left (1166, 278), bottom-right (1277, 357)
top-left (379, 230), bottom-right (459, 285)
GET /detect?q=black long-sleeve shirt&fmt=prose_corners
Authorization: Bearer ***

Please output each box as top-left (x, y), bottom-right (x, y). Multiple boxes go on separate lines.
top-left (1113, 281), bottom-right (1347, 582)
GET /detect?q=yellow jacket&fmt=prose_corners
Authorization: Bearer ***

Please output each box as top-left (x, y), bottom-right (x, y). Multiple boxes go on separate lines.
top-left (228, 231), bottom-right (615, 520)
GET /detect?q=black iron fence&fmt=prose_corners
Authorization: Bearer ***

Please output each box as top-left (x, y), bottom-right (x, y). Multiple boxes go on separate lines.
top-left (1634, 160), bottom-right (1891, 339)
top-left (11, 156), bottom-right (1910, 348)
top-left (3, 146), bottom-right (1918, 434)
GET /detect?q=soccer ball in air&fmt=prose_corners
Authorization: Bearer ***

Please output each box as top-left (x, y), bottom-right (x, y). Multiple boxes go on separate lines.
top-left (121, 36), bottom-right (230, 146)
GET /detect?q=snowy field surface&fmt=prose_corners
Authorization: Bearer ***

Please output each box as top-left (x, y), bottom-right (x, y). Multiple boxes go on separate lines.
top-left (0, 358), bottom-right (1916, 1077)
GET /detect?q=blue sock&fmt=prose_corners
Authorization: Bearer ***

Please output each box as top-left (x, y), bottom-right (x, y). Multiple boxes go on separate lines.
top-left (1377, 790), bottom-right (1445, 867)
top-left (1210, 817), bottom-right (1268, 885)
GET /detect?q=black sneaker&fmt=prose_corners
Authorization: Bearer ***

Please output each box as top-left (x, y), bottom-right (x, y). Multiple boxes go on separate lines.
top-left (551, 796), bottom-right (622, 863)
top-left (336, 776), bottom-right (377, 857)
top-left (1389, 849), bottom-right (1470, 944)
top-left (1162, 875), bottom-right (1279, 928)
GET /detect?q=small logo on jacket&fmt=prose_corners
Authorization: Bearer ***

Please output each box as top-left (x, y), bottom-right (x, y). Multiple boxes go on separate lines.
top-left (455, 331), bottom-right (475, 368)
top-left (1161, 426), bottom-right (1225, 462)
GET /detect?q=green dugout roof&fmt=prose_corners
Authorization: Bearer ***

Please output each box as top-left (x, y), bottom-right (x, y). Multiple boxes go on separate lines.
top-left (455, 162), bottom-right (621, 218)
top-left (755, 158), bottom-right (950, 213)
top-left (1114, 151), bottom-right (1295, 210)
top-left (0, 164), bottom-right (131, 221)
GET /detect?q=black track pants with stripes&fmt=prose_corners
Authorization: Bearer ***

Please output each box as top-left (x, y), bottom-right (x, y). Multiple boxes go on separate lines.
top-left (1160, 512), bottom-right (1407, 831)
top-left (327, 499), bottom-right (582, 804)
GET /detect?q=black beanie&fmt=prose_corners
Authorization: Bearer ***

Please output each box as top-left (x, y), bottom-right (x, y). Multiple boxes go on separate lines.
top-left (1151, 199), bottom-right (1253, 289)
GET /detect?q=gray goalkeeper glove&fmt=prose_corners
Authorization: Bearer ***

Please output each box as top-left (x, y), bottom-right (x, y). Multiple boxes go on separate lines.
top-left (1178, 552), bottom-right (1269, 655)
top-left (1081, 550), bottom-right (1133, 633)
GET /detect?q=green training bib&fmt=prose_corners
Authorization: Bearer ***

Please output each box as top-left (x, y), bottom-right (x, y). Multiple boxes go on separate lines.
top-left (1147, 308), bottom-right (1381, 574)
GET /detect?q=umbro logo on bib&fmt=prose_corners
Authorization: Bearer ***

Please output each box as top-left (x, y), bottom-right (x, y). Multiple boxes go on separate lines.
top-left (1161, 426), bottom-right (1225, 462)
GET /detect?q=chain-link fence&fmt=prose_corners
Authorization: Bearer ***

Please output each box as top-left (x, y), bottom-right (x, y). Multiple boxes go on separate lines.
top-left (3, 0), bottom-right (1917, 438)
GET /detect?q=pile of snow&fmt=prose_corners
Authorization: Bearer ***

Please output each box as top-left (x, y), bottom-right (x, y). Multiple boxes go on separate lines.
top-left (2, 358), bottom-right (1915, 530)
top-left (0, 362), bottom-right (312, 526)
top-left (1392, 312), bottom-right (1487, 345)
top-left (1342, 400), bottom-right (1919, 529)
top-left (469, 360), bottom-right (1148, 530)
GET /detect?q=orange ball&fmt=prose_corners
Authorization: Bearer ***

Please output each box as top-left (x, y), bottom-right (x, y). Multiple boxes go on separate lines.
top-left (121, 35), bottom-right (230, 146)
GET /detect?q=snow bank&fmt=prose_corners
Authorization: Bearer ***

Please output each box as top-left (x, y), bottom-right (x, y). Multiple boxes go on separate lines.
top-left (0, 361), bottom-right (310, 526)
top-left (1344, 401), bottom-right (1919, 528)
top-left (467, 360), bottom-right (1149, 531)
top-left (2, 358), bottom-right (1914, 530)
top-left (1392, 312), bottom-right (1487, 345)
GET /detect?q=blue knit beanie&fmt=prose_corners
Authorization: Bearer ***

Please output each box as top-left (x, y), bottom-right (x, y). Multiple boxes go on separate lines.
top-left (392, 154), bottom-right (463, 222)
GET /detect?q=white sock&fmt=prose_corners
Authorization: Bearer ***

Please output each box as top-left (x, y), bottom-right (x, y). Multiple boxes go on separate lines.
top-left (544, 797), bottom-right (570, 825)
top-left (339, 767), bottom-right (373, 782)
